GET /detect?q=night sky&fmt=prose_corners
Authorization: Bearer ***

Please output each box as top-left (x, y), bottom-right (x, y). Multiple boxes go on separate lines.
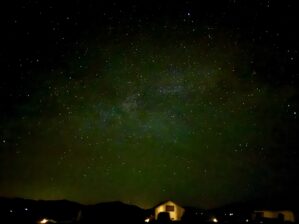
top-left (1, 0), bottom-right (299, 209)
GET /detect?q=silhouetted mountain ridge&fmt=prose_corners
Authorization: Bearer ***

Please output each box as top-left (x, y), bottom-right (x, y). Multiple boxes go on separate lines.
top-left (1, 197), bottom-right (298, 223)
top-left (0, 197), bottom-right (147, 223)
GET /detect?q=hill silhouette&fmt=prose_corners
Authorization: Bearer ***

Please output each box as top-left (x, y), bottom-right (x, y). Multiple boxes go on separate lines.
top-left (0, 197), bottom-right (298, 224)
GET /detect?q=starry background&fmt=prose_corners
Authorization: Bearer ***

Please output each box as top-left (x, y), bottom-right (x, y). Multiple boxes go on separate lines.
top-left (1, 0), bottom-right (299, 209)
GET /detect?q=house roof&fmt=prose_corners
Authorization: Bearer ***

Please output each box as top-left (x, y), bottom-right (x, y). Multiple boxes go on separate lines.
top-left (153, 200), bottom-right (182, 208)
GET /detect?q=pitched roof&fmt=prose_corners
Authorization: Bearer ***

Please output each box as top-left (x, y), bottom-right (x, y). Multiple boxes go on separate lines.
top-left (153, 200), bottom-right (181, 208)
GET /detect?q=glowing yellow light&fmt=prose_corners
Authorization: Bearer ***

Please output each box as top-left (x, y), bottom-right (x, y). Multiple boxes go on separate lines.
top-left (40, 219), bottom-right (48, 224)
top-left (212, 217), bottom-right (218, 223)
top-left (144, 218), bottom-right (150, 222)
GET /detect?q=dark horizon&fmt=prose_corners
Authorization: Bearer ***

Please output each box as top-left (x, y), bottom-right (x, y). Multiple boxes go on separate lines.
top-left (1, 0), bottom-right (299, 210)
top-left (1, 195), bottom-right (299, 211)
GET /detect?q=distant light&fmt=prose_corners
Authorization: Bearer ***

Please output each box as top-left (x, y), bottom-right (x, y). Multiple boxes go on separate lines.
top-left (24, 208), bottom-right (28, 211)
top-left (229, 213), bottom-right (234, 216)
top-left (9, 209), bottom-right (13, 213)
top-left (246, 219), bottom-right (249, 222)
top-left (144, 218), bottom-right (150, 223)
top-left (212, 217), bottom-right (218, 223)
top-left (39, 218), bottom-right (57, 224)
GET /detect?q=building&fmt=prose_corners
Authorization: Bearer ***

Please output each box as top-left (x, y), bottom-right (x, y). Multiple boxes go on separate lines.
top-left (154, 200), bottom-right (185, 221)
top-left (252, 210), bottom-right (295, 223)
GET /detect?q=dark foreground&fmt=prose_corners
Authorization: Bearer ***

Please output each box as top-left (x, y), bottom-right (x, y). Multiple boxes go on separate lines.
top-left (0, 197), bottom-right (297, 224)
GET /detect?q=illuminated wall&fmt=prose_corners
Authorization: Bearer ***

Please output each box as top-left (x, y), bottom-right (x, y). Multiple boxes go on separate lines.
top-left (154, 200), bottom-right (185, 221)
top-left (253, 210), bottom-right (295, 222)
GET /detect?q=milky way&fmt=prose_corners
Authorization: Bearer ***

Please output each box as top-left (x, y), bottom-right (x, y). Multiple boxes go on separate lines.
top-left (1, 0), bottom-right (298, 208)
